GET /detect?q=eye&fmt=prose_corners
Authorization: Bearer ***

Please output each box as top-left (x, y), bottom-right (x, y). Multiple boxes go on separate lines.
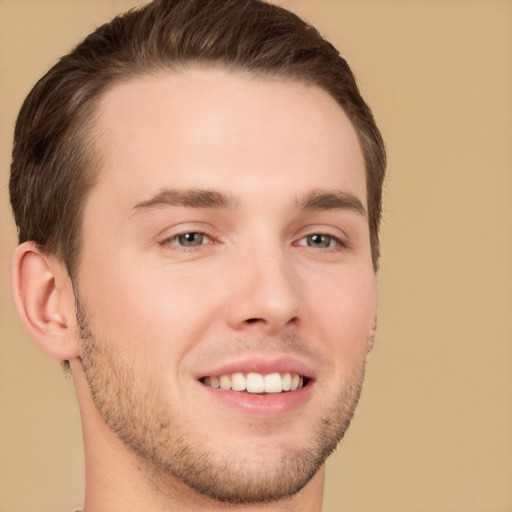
top-left (165, 232), bottom-right (212, 248)
top-left (297, 234), bottom-right (343, 249)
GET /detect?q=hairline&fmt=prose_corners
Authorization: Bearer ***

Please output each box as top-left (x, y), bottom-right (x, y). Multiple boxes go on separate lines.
top-left (68, 62), bottom-right (373, 278)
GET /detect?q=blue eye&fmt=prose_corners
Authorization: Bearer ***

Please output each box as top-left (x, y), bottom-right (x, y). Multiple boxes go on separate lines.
top-left (169, 232), bottom-right (210, 247)
top-left (298, 234), bottom-right (341, 249)
top-left (308, 234), bottom-right (334, 248)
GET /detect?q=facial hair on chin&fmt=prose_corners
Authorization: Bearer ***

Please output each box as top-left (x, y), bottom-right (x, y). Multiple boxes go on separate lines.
top-left (75, 290), bottom-right (367, 505)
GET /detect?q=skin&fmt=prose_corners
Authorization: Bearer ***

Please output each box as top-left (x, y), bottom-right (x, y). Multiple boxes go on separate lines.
top-left (13, 68), bottom-right (376, 512)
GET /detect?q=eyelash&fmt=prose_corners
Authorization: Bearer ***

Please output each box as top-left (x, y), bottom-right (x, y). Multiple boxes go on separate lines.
top-left (159, 231), bottom-right (215, 249)
top-left (159, 231), bottom-right (347, 252)
top-left (295, 233), bottom-right (347, 250)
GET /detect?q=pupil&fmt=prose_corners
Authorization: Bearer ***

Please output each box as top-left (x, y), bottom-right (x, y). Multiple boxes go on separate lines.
top-left (180, 233), bottom-right (203, 246)
top-left (309, 234), bottom-right (329, 248)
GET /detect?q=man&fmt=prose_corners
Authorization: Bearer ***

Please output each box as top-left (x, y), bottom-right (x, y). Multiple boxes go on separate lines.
top-left (9, 0), bottom-right (385, 510)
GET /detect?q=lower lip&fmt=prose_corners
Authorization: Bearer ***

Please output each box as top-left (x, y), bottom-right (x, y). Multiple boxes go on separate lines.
top-left (199, 382), bottom-right (314, 418)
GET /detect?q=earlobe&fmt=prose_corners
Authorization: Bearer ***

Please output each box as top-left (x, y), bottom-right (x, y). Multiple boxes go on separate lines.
top-left (12, 242), bottom-right (79, 360)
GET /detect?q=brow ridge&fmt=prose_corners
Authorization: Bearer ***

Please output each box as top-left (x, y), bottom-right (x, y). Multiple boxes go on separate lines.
top-left (132, 188), bottom-right (238, 213)
top-left (297, 189), bottom-right (366, 216)
top-left (131, 187), bottom-right (365, 217)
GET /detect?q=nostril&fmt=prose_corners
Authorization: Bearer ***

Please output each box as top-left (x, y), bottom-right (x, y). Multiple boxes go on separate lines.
top-left (243, 316), bottom-right (299, 328)
top-left (245, 318), bottom-right (264, 324)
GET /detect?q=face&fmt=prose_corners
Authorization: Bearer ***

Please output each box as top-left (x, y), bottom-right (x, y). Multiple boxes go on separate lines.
top-left (75, 68), bottom-right (376, 504)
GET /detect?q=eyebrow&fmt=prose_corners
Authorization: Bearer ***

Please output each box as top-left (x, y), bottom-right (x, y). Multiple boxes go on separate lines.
top-left (131, 188), bottom-right (238, 214)
top-left (297, 189), bottom-right (367, 217)
top-left (131, 187), bottom-right (366, 217)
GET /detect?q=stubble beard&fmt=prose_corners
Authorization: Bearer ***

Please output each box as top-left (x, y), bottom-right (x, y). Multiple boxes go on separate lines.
top-left (76, 294), bottom-right (366, 505)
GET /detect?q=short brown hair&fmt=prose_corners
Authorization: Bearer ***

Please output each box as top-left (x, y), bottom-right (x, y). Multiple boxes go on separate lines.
top-left (10, 0), bottom-right (386, 276)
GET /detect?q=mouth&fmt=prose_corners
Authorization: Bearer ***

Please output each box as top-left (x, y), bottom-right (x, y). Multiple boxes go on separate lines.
top-left (196, 358), bottom-right (315, 416)
top-left (199, 372), bottom-right (310, 394)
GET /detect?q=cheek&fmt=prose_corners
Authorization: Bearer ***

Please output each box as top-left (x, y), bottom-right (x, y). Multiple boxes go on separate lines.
top-left (307, 267), bottom-right (376, 366)
top-left (78, 258), bottom-right (224, 357)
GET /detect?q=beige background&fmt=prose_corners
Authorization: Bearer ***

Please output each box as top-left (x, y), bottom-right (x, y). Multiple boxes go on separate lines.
top-left (1, 1), bottom-right (511, 511)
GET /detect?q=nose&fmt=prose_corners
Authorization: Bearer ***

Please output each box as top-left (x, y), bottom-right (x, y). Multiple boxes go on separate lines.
top-left (225, 247), bottom-right (304, 334)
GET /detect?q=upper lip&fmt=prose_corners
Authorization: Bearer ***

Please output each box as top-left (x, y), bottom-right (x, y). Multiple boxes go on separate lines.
top-left (196, 356), bottom-right (316, 381)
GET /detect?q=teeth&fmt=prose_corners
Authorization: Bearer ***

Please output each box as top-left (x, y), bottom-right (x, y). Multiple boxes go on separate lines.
top-left (231, 372), bottom-right (245, 391)
top-left (246, 372), bottom-right (264, 393)
top-left (202, 372), bottom-right (306, 393)
top-left (291, 374), bottom-right (300, 391)
top-left (264, 373), bottom-right (282, 393)
top-left (282, 373), bottom-right (292, 391)
top-left (219, 374), bottom-right (231, 390)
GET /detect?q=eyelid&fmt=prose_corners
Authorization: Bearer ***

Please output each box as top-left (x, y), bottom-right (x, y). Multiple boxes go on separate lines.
top-left (157, 224), bottom-right (219, 248)
top-left (165, 232), bottom-right (212, 246)
top-left (295, 233), bottom-right (346, 249)
top-left (293, 224), bottom-right (350, 247)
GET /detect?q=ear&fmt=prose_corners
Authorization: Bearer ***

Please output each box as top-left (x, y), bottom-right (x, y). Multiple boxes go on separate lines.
top-left (366, 311), bottom-right (377, 354)
top-left (12, 241), bottom-right (80, 360)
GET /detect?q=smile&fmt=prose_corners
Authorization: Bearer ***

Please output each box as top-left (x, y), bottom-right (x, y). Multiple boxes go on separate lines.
top-left (201, 372), bottom-right (307, 394)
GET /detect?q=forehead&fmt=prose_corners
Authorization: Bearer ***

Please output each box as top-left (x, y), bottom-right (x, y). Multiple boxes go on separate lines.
top-left (89, 68), bottom-right (366, 210)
